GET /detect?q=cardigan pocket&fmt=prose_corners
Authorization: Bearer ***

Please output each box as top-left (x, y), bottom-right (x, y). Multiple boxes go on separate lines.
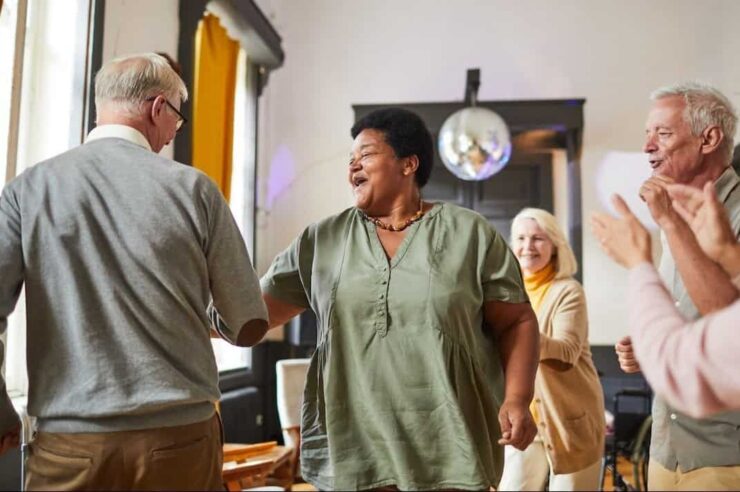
top-left (562, 412), bottom-right (595, 452)
top-left (564, 412), bottom-right (590, 433)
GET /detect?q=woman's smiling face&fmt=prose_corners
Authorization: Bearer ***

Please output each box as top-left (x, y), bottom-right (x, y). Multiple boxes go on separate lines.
top-left (348, 128), bottom-right (405, 213)
top-left (512, 218), bottom-right (555, 276)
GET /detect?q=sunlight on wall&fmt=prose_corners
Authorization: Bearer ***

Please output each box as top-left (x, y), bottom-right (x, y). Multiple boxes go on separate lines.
top-left (101, 0), bottom-right (179, 159)
top-left (265, 144), bottom-right (296, 210)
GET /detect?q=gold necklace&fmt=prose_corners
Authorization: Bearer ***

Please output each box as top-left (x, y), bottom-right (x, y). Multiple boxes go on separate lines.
top-left (361, 200), bottom-right (424, 232)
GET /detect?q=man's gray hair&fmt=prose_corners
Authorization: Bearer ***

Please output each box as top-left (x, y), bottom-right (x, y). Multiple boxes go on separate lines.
top-left (651, 82), bottom-right (738, 161)
top-left (94, 53), bottom-right (188, 117)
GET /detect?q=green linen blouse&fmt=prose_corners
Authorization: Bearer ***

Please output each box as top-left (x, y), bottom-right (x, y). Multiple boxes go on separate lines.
top-left (261, 202), bottom-right (528, 491)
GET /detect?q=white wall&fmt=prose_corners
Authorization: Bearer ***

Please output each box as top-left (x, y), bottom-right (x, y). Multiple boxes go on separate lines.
top-left (101, 0), bottom-right (180, 158)
top-left (255, 0), bottom-right (740, 344)
top-left (103, 0), bottom-right (179, 62)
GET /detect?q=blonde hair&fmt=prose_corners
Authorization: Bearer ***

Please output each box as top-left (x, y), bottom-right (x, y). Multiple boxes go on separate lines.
top-left (511, 208), bottom-right (577, 279)
top-left (94, 53), bottom-right (188, 118)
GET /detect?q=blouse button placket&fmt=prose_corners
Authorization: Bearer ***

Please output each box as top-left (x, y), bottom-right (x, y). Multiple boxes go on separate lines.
top-left (375, 267), bottom-right (390, 336)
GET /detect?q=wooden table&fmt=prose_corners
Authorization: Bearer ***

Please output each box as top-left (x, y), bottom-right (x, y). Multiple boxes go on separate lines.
top-left (222, 441), bottom-right (293, 491)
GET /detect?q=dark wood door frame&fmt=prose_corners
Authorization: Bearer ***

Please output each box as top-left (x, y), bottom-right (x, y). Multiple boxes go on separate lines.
top-left (176, 0), bottom-right (284, 166)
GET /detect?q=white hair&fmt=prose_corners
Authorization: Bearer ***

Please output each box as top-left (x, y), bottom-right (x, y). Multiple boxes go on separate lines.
top-left (651, 82), bottom-right (738, 161)
top-left (94, 53), bottom-right (188, 118)
top-left (511, 208), bottom-right (578, 280)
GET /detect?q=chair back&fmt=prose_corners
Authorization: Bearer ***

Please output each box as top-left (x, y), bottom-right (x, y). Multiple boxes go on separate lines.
top-left (276, 358), bottom-right (310, 447)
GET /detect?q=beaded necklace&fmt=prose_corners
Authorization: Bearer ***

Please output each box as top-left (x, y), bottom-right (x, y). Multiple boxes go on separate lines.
top-left (361, 199), bottom-right (424, 232)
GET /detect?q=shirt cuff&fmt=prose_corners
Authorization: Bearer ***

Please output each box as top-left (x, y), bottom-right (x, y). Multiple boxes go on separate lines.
top-left (628, 262), bottom-right (659, 284)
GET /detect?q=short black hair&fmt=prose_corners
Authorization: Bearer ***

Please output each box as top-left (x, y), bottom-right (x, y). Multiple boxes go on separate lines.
top-left (351, 108), bottom-right (434, 188)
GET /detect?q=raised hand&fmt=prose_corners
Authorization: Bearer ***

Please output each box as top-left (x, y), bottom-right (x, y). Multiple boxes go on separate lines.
top-left (640, 175), bottom-right (678, 228)
top-left (590, 194), bottom-right (652, 269)
top-left (615, 336), bottom-right (641, 374)
top-left (668, 181), bottom-right (735, 263)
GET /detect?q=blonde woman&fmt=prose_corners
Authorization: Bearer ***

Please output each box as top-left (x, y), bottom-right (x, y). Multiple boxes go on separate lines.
top-left (499, 208), bottom-right (605, 491)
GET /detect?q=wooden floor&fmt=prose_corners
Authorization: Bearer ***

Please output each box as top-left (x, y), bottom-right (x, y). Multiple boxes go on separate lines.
top-left (603, 456), bottom-right (644, 491)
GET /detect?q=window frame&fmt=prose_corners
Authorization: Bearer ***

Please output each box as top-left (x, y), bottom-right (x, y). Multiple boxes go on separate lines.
top-left (2, 0), bottom-right (28, 186)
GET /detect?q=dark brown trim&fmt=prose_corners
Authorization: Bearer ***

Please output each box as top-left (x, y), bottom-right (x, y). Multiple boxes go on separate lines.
top-left (566, 128), bottom-right (584, 282)
top-left (223, 0), bottom-right (284, 68)
top-left (250, 65), bottom-right (261, 262)
top-left (174, 0), bottom-right (208, 165)
top-left (354, 99), bottom-right (585, 133)
top-left (83, 0), bottom-right (106, 136)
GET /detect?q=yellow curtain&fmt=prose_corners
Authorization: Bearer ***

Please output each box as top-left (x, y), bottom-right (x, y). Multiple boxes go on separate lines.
top-left (193, 13), bottom-right (239, 199)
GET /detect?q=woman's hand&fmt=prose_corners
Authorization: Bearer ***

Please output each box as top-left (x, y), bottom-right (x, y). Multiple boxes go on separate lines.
top-left (485, 301), bottom-right (539, 451)
top-left (497, 398), bottom-right (537, 450)
top-left (590, 194), bottom-right (652, 269)
top-left (668, 182), bottom-right (736, 265)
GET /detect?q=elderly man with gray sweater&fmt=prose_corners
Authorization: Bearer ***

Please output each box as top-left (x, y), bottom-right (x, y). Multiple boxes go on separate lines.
top-left (0, 53), bottom-right (268, 490)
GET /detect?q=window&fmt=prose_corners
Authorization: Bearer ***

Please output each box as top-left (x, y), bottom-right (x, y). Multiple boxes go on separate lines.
top-left (1, 0), bottom-right (27, 397)
top-left (184, 1), bottom-right (283, 373)
top-left (191, 9), bottom-right (261, 373)
top-left (14, 0), bottom-right (90, 169)
top-left (211, 47), bottom-right (259, 373)
top-left (2, 0), bottom-right (92, 396)
top-left (229, 47), bottom-right (257, 253)
top-left (0, 0), bottom-right (23, 187)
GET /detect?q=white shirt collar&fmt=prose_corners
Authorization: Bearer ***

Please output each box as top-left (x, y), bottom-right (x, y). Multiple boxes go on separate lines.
top-left (86, 124), bottom-right (152, 152)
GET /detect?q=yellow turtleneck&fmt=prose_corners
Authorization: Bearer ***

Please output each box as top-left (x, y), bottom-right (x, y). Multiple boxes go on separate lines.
top-left (524, 261), bottom-right (557, 313)
top-left (523, 261), bottom-right (557, 426)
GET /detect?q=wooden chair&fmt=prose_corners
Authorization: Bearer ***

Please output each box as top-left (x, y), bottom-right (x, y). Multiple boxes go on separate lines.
top-left (275, 359), bottom-right (311, 489)
top-left (222, 441), bottom-right (291, 491)
top-left (219, 358), bottom-right (314, 491)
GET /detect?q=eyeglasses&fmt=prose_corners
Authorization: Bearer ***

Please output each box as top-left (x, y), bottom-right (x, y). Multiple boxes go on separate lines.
top-left (146, 96), bottom-right (187, 132)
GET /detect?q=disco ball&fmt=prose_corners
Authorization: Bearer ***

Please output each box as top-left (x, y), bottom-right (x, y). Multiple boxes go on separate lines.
top-left (438, 106), bottom-right (512, 181)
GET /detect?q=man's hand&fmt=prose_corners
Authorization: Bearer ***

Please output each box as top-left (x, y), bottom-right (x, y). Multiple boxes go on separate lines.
top-left (590, 194), bottom-right (652, 269)
top-left (615, 336), bottom-right (641, 374)
top-left (640, 175), bottom-right (678, 227)
top-left (497, 398), bottom-right (537, 450)
top-left (668, 182), bottom-right (735, 263)
top-left (0, 424), bottom-right (20, 456)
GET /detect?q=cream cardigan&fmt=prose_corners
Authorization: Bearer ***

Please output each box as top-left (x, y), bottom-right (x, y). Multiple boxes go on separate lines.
top-left (530, 278), bottom-right (605, 474)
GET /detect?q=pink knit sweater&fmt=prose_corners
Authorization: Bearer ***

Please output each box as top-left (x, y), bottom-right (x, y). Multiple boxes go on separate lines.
top-left (628, 262), bottom-right (740, 418)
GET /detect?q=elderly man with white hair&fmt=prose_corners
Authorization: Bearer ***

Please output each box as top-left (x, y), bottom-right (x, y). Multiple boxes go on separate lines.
top-left (610, 82), bottom-right (740, 491)
top-left (0, 53), bottom-right (268, 490)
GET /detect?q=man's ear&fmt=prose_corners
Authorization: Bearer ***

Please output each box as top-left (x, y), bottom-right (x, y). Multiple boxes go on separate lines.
top-left (700, 125), bottom-right (723, 155)
top-left (150, 96), bottom-right (165, 124)
top-left (402, 155), bottom-right (420, 176)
